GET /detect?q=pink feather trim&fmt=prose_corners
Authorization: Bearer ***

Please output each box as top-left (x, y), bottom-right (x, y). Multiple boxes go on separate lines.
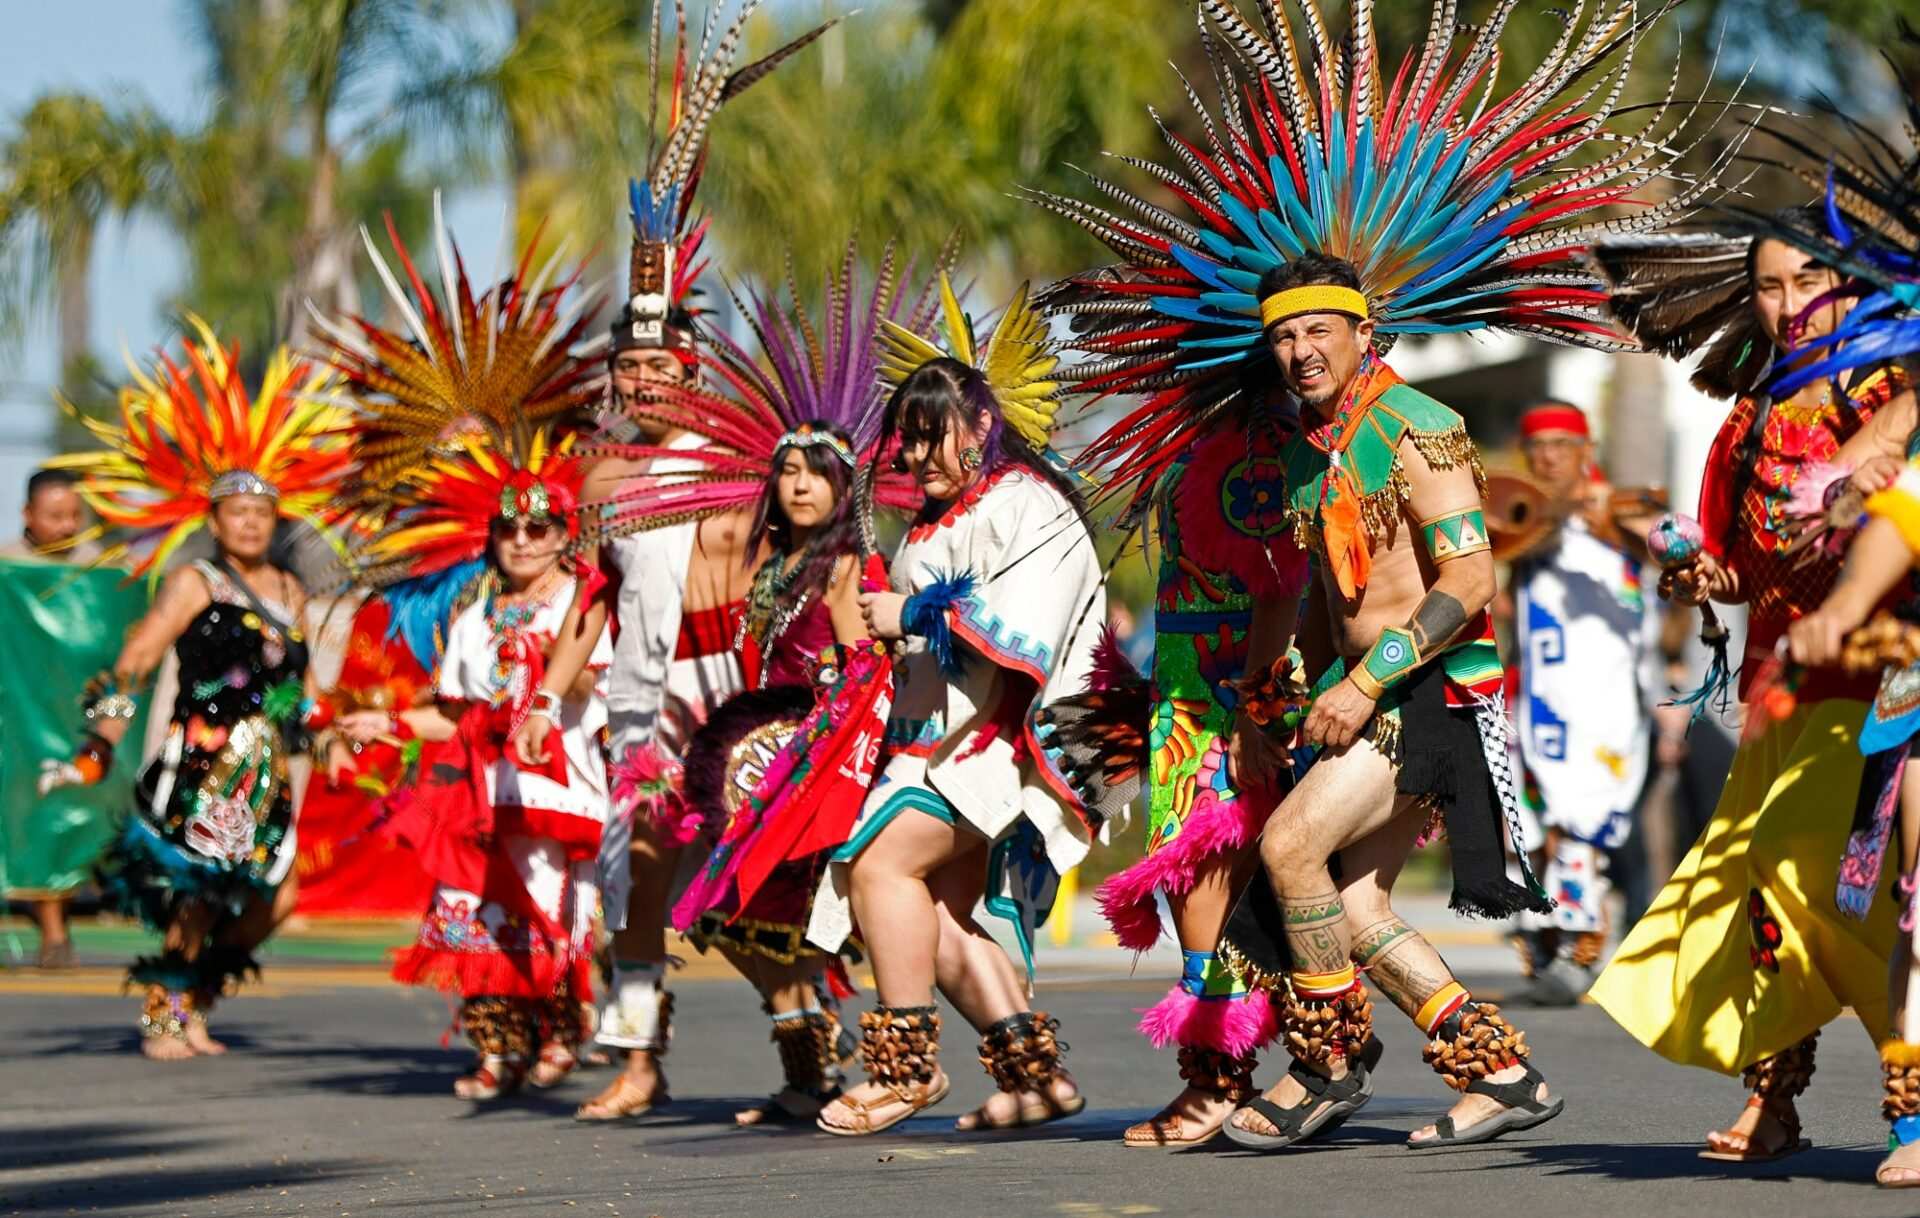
top-left (1137, 983), bottom-right (1279, 1055)
top-left (1785, 460), bottom-right (1853, 518)
top-left (610, 743), bottom-right (700, 848)
top-left (1095, 789), bottom-right (1265, 950)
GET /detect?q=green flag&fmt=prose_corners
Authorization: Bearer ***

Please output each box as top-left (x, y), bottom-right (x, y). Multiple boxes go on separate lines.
top-left (0, 558), bottom-right (150, 897)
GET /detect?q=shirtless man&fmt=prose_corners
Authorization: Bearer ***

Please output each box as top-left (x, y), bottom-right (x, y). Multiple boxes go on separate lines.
top-left (522, 290), bottom-right (754, 1119)
top-left (1222, 253), bottom-right (1562, 1151)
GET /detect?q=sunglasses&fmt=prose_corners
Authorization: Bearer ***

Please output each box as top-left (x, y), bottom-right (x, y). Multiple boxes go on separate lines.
top-left (490, 517), bottom-right (558, 543)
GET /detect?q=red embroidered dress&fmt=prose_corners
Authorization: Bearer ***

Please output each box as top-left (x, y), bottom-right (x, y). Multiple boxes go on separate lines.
top-left (1697, 368), bottom-right (1904, 701)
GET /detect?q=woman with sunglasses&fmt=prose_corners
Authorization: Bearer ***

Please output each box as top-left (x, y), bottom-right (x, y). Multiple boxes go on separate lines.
top-left (373, 454), bottom-right (612, 1102)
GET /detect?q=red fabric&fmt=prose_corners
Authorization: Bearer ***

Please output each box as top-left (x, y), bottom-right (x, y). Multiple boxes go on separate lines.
top-left (295, 598), bottom-right (435, 918)
top-left (1518, 404), bottom-right (1589, 439)
top-left (731, 647), bottom-right (894, 915)
top-left (390, 938), bottom-right (594, 1002)
top-left (675, 600), bottom-right (744, 659)
top-left (1696, 371), bottom-right (1905, 700)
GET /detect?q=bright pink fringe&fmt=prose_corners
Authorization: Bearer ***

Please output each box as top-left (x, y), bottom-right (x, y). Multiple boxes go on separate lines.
top-left (1137, 983), bottom-right (1280, 1055)
top-left (1095, 789), bottom-right (1265, 951)
top-left (610, 743), bottom-right (700, 847)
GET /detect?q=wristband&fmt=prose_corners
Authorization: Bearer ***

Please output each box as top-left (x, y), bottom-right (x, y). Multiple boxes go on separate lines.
top-left (74, 732), bottom-right (114, 784)
top-left (1350, 626), bottom-right (1420, 700)
top-left (530, 690), bottom-right (563, 722)
top-left (300, 696), bottom-right (336, 731)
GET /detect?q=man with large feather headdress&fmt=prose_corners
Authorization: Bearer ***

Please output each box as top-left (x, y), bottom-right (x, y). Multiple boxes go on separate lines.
top-left (1035, 0), bottom-right (1738, 1152)
top-left (508, 0), bottom-right (839, 1122)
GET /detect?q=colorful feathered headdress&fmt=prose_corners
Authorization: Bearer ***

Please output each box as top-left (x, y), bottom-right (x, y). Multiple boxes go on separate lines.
top-left (313, 198), bottom-right (603, 587)
top-left (615, 0), bottom-right (838, 355)
top-left (586, 239), bottom-right (947, 541)
top-left (1032, 0), bottom-right (1740, 508)
top-left (1726, 73), bottom-right (1920, 396)
top-left (49, 315), bottom-right (349, 583)
top-left (311, 197), bottom-right (605, 501)
top-left (877, 273), bottom-right (1063, 453)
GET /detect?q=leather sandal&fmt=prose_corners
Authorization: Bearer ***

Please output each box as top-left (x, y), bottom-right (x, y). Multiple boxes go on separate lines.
top-left (454, 1054), bottom-right (526, 1101)
top-left (1408, 1062), bottom-right (1565, 1149)
top-left (1701, 1096), bottom-right (1809, 1162)
top-left (573, 1072), bottom-right (669, 1120)
top-left (818, 1074), bottom-right (951, 1137)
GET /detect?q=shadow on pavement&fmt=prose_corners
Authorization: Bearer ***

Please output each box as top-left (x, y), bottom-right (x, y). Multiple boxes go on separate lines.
top-left (1435, 1139), bottom-right (1882, 1184)
top-left (4, 1157), bottom-right (377, 1214)
top-left (0, 1122), bottom-right (217, 1172)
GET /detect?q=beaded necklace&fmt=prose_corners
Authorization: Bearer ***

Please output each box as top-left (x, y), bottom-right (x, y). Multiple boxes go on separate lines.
top-left (737, 545), bottom-right (815, 671)
top-left (485, 566), bottom-right (565, 703)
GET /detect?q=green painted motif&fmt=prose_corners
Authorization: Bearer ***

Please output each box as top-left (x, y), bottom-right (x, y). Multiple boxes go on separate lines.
top-left (1281, 383), bottom-right (1479, 553)
top-left (1361, 626), bottom-right (1420, 692)
top-left (1421, 508), bottom-right (1489, 560)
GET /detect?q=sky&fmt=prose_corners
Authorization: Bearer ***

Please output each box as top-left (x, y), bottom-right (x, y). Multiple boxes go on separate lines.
top-left (0, 1), bottom-right (511, 523)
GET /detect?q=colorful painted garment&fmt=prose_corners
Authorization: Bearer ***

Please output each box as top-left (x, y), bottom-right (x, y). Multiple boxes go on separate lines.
top-left (389, 579), bottom-right (610, 1003)
top-left (1097, 425), bottom-right (1308, 953)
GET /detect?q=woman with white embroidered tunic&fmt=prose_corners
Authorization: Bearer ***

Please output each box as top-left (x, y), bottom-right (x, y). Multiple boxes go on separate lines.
top-left (811, 280), bottom-right (1111, 1136)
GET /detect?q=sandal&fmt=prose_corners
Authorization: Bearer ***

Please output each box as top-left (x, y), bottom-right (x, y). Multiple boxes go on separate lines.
top-left (528, 1042), bottom-right (578, 1090)
top-left (954, 1011), bottom-right (1086, 1132)
top-left (454, 1054), bottom-right (526, 1101)
top-left (819, 1074), bottom-right (951, 1136)
top-left (1407, 1062), bottom-right (1564, 1149)
top-left (573, 1072), bottom-right (669, 1121)
top-left (737, 1086), bottom-right (842, 1127)
top-left (1222, 1033), bottom-right (1383, 1152)
top-left (816, 1005), bottom-right (947, 1138)
top-left (1124, 1047), bottom-right (1260, 1149)
top-left (1700, 1097), bottom-right (1808, 1162)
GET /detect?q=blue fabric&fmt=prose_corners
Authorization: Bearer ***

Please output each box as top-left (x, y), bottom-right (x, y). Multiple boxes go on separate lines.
top-left (1179, 949), bottom-right (1215, 998)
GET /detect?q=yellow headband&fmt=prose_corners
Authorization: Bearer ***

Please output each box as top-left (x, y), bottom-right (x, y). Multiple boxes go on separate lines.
top-left (1259, 285), bottom-right (1369, 329)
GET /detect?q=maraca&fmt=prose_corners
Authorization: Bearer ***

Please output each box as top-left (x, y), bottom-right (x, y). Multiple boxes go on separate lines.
top-left (1646, 512), bottom-right (1733, 720)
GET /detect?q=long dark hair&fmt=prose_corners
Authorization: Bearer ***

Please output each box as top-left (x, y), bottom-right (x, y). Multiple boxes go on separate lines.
top-left (746, 419), bottom-right (860, 605)
top-left (876, 356), bottom-right (1086, 524)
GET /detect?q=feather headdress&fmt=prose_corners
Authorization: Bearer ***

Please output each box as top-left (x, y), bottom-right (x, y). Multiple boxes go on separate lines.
top-left (876, 273), bottom-right (1063, 452)
top-left (1727, 59), bottom-right (1920, 395)
top-left (49, 315), bottom-right (349, 583)
top-left (1585, 231), bottom-right (1767, 398)
top-left (313, 199), bottom-right (603, 586)
top-left (1030, 0), bottom-right (1741, 507)
top-left (615, 0), bottom-right (839, 354)
top-left (586, 239), bottom-right (946, 541)
top-left (310, 196), bottom-right (604, 504)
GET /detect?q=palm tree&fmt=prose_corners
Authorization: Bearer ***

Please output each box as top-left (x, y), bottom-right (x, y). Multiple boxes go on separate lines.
top-left (0, 94), bottom-right (174, 397)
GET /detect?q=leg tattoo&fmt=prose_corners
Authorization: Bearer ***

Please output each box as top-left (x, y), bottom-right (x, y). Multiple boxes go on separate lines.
top-left (1350, 916), bottom-right (1458, 1021)
top-left (1281, 893), bottom-right (1351, 976)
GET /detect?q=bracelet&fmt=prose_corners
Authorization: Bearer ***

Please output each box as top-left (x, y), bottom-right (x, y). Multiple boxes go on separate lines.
top-left (74, 732), bottom-right (114, 784)
top-left (530, 690), bottom-right (563, 722)
top-left (1349, 626), bottom-right (1420, 700)
top-left (301, 696), bottom-right (336, 730)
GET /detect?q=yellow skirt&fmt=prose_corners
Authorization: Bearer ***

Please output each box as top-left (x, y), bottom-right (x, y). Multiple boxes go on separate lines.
top-left (1590, 699), bottom-right (1897, 1074)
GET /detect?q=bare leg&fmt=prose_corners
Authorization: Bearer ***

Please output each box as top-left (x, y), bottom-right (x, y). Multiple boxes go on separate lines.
top-left (31, 897), bottom-right (71, 967)
top-left (1334, 807), bottom-right (1553, 1144)
top-left (1231, 740), bottom-right (1398, 1137)
top-left (816, 811), bottom-right (970, 1133)
top-left (143, 901), bottom-right (217, 1061)
top-left (729, 949), bottom-right (842, 1126)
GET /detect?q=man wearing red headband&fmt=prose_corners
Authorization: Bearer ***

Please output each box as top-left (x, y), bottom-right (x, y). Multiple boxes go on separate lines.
top-left (1506, 400), bottom-right (1661, 1004)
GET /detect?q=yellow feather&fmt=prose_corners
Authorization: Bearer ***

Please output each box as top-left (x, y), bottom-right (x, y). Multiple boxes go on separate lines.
top-left (937, 273), bottom-right (975, 367)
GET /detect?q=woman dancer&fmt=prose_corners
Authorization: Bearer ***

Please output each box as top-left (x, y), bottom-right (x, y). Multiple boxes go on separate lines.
top-left (312, 212), bottom-right (610, 1100)
top-left (580, 245), bottom-right (936, 1123)
top-left (810, 278), bottom-right (1110, 1136)
top-left (1588, 209), bottom-right (1913, 1160)
top-left (41, 320), bottom-right (347, 1057)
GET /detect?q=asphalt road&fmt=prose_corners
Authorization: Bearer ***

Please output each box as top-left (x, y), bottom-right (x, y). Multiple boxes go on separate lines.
top-left (3, 963), bottom-right (1917, 1218)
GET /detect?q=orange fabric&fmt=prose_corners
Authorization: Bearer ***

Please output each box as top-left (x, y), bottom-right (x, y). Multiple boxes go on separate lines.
top-left (1305, 357), bottom-right (1404, 599)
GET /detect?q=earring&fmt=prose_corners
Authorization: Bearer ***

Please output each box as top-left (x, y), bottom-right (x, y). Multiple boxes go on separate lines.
top-left (960, 446), bottom-right (983, 472)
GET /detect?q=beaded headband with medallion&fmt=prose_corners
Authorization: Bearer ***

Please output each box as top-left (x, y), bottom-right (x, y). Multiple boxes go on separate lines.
top-left (776, 425), bottom-right (856, 468)
top-left (209, 470), bottom-right (281, 502)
